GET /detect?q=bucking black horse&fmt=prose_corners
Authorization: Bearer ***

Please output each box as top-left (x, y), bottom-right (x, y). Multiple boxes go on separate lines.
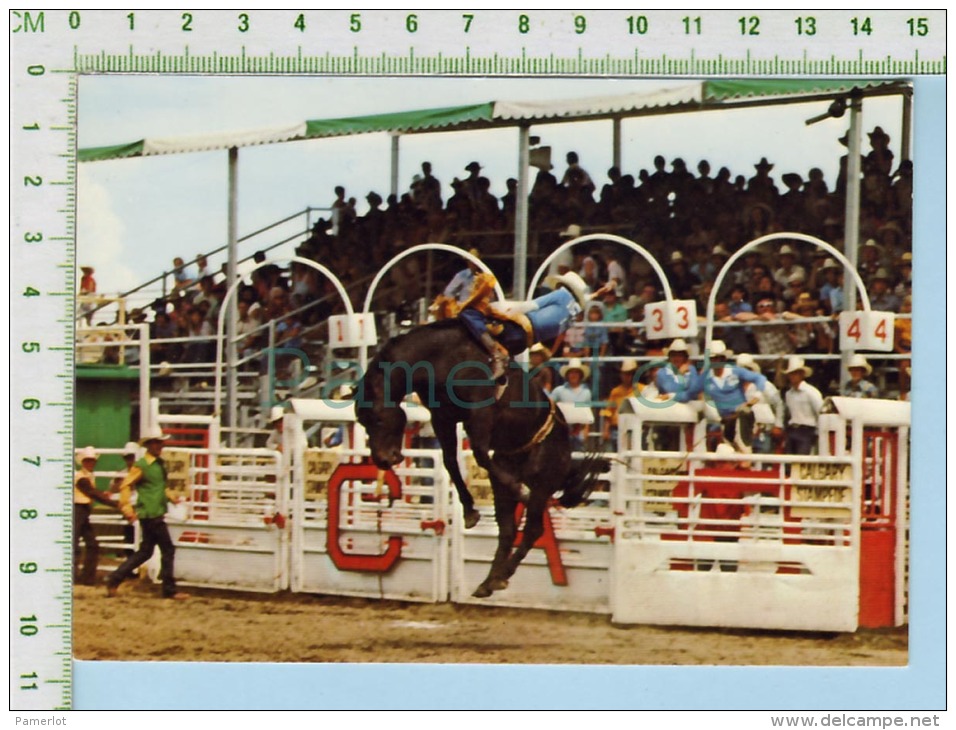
top-left (353, 318), bottom-right (606, 598)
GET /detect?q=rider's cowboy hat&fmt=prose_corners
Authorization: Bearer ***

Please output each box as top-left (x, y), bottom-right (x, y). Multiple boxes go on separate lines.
top-left (736, 353), bottom-right (761, 373)
top-left (552, 271), bottom-right (590, 310)
top-left (560, 358), bottom-right (590, 381)
top-left (847, 354), bottom-right (873, 375)
top-left (784, 356), bottom-right (813, 378)
top-left (138, 427), bottom-right (170, 446)
top-left (76, 446), bottom-right (98, 464)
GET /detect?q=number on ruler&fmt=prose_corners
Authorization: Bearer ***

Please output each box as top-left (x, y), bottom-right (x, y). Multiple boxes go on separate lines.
top-left (626, 16), bottom-right (648, 34)
top-left (238, 13), bottom-right (249, 32)
top-left (182, 12), bottom-right (193, 32)
top-left (20, 615), bottom-right (38, 636)
top-left (907, 17), bottom-right (929, 36)
top-left (682, 16), bottom-right (701, 34)
top-left (68, 10), bottom-right (80, 29)
top-left (574, 15), bottom-right (586, 34)
top-left (739, 16), bottom-right (760, 35)
top-left (24, 232), bottom-right (42, 243)
top-left (794, 16), bottom-right (816, 35)
top-left (518, 14), bottom-right (530, 34)
top-left (294, 14), bottom-right (305, 32)
top-left (350, 13), bottom-right (361, 32)
top-left (19, 562), bottom-right (38, 574)
top-left (462, 14), bottom-right (474, 32)
top-left (20, 672), bottom-right (38, 691)
top-left (406, 14), bottom-right (418, 32)
top-left (851, 17), bottom-right (872, 35)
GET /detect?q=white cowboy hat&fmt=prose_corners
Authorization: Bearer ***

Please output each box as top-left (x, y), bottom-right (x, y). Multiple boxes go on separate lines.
top-left (269, 406), bottom-right (286, 423)
top-left (847, 354), bottom-right (873, 375)
top-left (559, 224), bottom-right (583, 238)
top-left (76, 446), bottom-right (98, 464)
top-left (709, 340), bottom-right (729, 359)
top-left (665, 338), bottom-right (690, 355)
top-left (670, 251), bottom-right (684, 262)
top-left (553, 271), bottom-right (590, 310)
top-left (711, 245), bottom-right (730, 258)
top-left (122, 442), bottom-right (139, 456)
top-left (736, 353), bottom-right (761, 372)
top-left (784, 356), bottom-right (813, 378)
top-left (138, 427), bottom-right (170, 446)
top-left (559, 358), bottom-right (590, 381)
top-left (714, 442), bottom-right (736, 458)
top-left (820, 258), bottom-right (841, 271)
top-left (778, 244), bottom-right (796, 256)
top-left (620, 358), bottom-right (638, 373)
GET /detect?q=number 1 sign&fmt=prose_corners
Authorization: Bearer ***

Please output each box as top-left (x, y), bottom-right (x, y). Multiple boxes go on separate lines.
top-left (329, 314), bottom-right (378, 349)
top-left (644, 299), bottom-right (699, 340)
top-left (838, 311), bottom-right (895, 352)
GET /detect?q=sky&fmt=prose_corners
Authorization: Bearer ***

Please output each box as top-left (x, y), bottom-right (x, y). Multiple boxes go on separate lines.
top-left (77, 75), bottom-right (909, 304)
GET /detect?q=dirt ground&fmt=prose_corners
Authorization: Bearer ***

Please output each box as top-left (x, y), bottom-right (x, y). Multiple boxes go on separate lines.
top-left (73, 579), bottom-right (907, 666)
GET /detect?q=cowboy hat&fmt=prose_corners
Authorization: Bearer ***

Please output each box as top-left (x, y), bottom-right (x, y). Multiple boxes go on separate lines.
top-left (736, 353), bottom-right (761, 372)
top-left (122, 442), bottom-right (139, 456)
top-left (784, 356), bottom-right (813, 377)
top-left (665, 338), bottom-right (690, 355)
top-left (620, 358), bottom-right (638, 373)
top-left (754, 157), bottom-right (774, 170)
top-left (872, 267), bottom-right (892, 281)
top-left (559, 358), bottom-right (590, 380)
top-left (820, 258), bottom-right (841, 271)
top-left (269, 406), bottom-right (286, 423)
top-left (76, 446), bottom-right (98, 464)
top-left (714, 442), bottom-right (736, 458)
top-left (465, 161), bottom-right (482, 172)
top-left (529, 343), bottom-right (552, 359)
top-left (670, 251), bottom-right (685, 262)
top-left (559, 224), bottom-right (582, 238)
top-left (868, 126), bottom-right (890, 143)
top-left (553, 271), bottom-right (589, 310)
top-left (847, 354), bottom-right (873, 375)
top-left (138, 427), bottom-right (170, 446)
top-left (709, 340), bottom-right (729, 359)
top-left (711, 245), bottom-right (730, 258)
top-left (861, 239), bottom-right (883, 250)
top-left (778, 244), bottom-right (796, 256)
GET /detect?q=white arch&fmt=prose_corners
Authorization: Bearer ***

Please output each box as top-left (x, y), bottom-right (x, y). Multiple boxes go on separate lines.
top-left (213, 256), bottom-right (354, 418)
top-left (704, 231), bottom-right (872, 350)
top-left (526, 233), bottom-right (675, 301)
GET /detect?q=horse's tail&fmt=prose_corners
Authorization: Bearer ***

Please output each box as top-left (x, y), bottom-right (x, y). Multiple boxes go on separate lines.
top-left (558, 451), bottom-right (611, 508)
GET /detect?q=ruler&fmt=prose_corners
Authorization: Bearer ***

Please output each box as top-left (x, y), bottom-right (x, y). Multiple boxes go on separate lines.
top-left (8, 8), bottom-right (944, 712)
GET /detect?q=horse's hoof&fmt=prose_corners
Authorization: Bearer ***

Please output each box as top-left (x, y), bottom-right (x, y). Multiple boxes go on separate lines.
top-left (489, 578), bottom-right (509, 591)
top-left (464, 510), bottom-right (481, 529)
top-left (472, 584), bottom-right (493, 598)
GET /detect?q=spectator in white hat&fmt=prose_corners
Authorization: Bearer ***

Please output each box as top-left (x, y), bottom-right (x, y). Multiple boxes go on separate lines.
top-left (841, 355), bottom-right (880, 398)
top-left (772, 244), bottom-right (806, 291)
top-left (550, 358), bottom-right (593, 450)
top-left (74, 446), bottom-right (118, 585)
top-left (783, 356), bottom-right (823, 455)
top-left (699, 340), bottom-right (775, 450)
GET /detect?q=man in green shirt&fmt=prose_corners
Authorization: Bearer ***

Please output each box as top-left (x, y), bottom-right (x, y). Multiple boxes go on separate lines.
top-left (105, 428), bottom-right (188, 600)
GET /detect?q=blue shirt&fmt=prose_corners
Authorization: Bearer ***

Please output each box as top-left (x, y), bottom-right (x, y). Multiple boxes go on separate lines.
top-left (700, 365), bottom-right (767, 416)
top-left (655, 365), bottom-right (700, 403)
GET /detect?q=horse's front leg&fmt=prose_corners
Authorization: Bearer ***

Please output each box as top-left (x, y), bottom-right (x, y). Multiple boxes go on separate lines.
top-left (472, 481), bottom-right (517, 598)
top-left (432, 416), bottom-right (480, 528)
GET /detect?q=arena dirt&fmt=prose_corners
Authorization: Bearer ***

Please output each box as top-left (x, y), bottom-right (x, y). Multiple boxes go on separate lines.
top-left (73, 581), bottom-right (906, 665)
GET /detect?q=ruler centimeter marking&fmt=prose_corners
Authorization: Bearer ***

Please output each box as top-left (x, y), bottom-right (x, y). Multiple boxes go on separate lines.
top-left (8, 8), bottom-right (944, 711)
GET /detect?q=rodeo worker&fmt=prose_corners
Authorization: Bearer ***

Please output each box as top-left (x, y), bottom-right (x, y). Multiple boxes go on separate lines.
top-left (105, 427), bottom-right (189, 600)
top-left (73, 446), bottom-right (119, 586)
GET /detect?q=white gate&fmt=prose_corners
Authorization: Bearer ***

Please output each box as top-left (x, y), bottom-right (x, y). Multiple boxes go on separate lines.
top-left (289, 447), bottom-right (454, 602)
top-left (163, 447), bottom-right (288, 593)
top-left (611, 409), bottom-right (861, 632)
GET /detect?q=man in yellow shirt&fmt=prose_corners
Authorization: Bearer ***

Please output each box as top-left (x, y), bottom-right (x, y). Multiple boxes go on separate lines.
top-left (601, 359), bottom-right (639, 443)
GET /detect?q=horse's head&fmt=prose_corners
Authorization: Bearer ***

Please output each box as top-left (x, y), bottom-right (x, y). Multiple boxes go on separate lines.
top-left (354, 367), bottom-right (409, 470)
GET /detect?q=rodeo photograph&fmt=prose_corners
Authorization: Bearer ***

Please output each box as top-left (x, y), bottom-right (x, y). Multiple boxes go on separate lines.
top-left (65, 68), bottom-right (936, 712)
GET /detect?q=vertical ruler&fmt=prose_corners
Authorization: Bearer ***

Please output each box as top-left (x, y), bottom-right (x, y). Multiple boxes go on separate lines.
top-left (7, 8), bottom-right (944, 712)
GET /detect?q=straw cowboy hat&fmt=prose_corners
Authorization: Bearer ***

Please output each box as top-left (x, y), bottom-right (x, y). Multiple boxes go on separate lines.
top-left (552, 271), bottom-right (590, 310)
top-left (76, 446), bottom-right (98, 464)
top-left (670, 251), bottom-right (685, 262)
top-left (847, 354), bottom-right (872, 375)
top-left (778, 244), bottom-right (796, 257)
top-left (620, 358), bottom-right (638, 373)
top-left (559, 224), bottom-right (583, 238)
top-left (138, 427), bottom-right (170, 446)
top-left (820, 257), bottom-right (841, 272)
top-left (559, 358), bottom-right (590, 380)
top-left (784, 356), bottom-right (813, 378)
top-left (711, 245), bottom-right (731, 258)
top-left (529, 343), bottom-right (552, 360)
top-left (736, 353), bottom-right (761, 373)
top-left (122, 442), bottom-right (139, 456)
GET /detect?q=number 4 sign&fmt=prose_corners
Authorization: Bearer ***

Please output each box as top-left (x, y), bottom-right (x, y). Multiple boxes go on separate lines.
top-left (644, 299), bottom-right (699, 340)
top-left (838, 311), bottom-right (895, 352)
top-left (329, 314), bottom-right (378, 349)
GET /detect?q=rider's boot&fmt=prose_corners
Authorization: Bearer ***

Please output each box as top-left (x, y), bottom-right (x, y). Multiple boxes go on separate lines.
top-left (478, 331), bottom-right (509, 383)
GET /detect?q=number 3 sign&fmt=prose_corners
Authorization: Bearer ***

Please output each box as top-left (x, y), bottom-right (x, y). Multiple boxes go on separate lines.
top-left (838, 311), bottom-right (895, 352)
top-left (644, 299), bottom-right (699, 340)
top-left (329, 314), bottom-right (378, 349)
